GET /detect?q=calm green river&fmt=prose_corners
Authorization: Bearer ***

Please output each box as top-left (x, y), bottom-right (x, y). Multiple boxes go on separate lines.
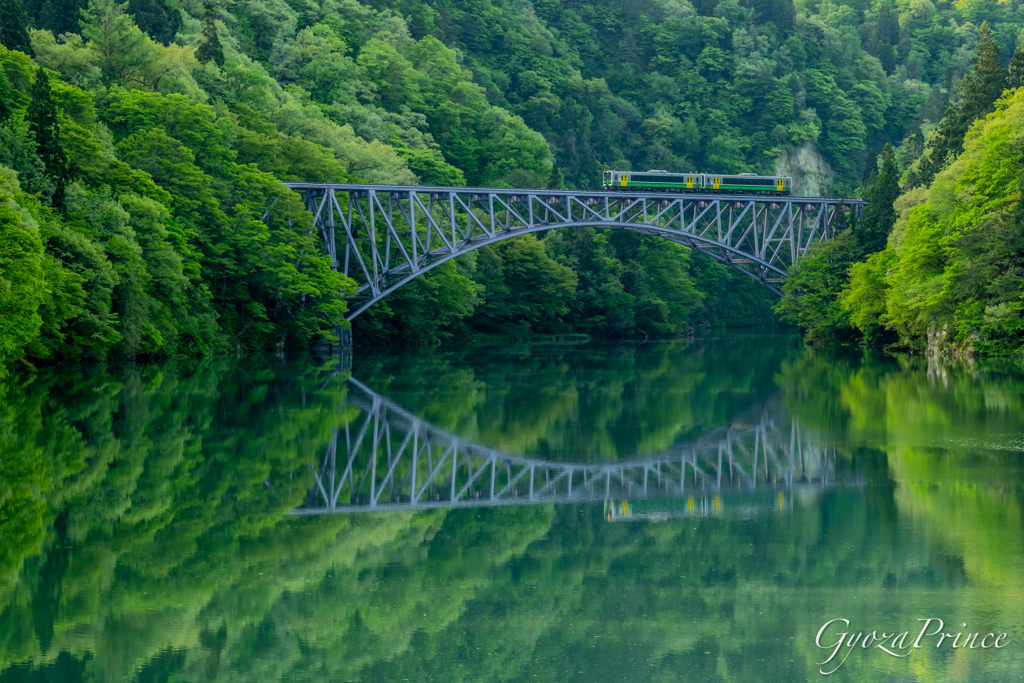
top-left (1, 334), bottom-right (1023, 682)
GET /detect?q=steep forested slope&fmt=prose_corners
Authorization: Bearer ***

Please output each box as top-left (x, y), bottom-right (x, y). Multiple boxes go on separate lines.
top-left (361, 0), bottom-right (1022, 191)
top-left (840, 87), bottom-right (1024, 355)
top-left (773, 21), bottom-right (1024, 356)
top-left (1, 0), bottom-right (1021, 368)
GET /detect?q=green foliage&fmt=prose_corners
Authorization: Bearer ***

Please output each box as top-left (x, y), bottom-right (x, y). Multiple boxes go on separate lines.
top-left (545, 163), bottom-right (564, 189)
top-left (1009, 39), bottom-right (1024, 90)
top-left (24, 0), bottom-right (87, 36)
top-left (915, 23), bottom-right (1007, 187)
top-left (6, 0), bottom-right (1024, 361)
top-left (0, 69), bottom-right (15, 122)
top-left (194, 10), bottom-right (224, 67)
top-left (25, 67), bottom-right (69, 205)
top-left (841, 88), bottom-right (1024, 355)
top-left (126, 0), bottom-right (179, 46)
top-left (358, 259), bottom-right (481, 343)
top-left (546, 227), bottom-right (637, 335)
top-left (870, 3), bottom-right (898, 73)
top-left (79, 0), bottom-right (157, 88)
top-left (0, 118), bottom-right (55, 200)
top-left (0, 170), bottom-right (47, 373)
top-left (857, 144), bottom-right (899, 255)
top-left (688, 254), bottom-right (780, 328)
top-left (472, 235), bottom-right (578, 336)
top-left (775, 229), bottom-right (860, 346)
top-left (783, 20), bottom-right (1024, 353)
top-left (0, 0), bottom-right (33, 56)
top-left (839, 249), bottom-right (892, 345)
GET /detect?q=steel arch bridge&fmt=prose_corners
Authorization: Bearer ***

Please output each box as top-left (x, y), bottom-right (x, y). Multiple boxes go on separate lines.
top-left (286, 183), bottom-right (866, 321)
top-left (291, 377), bottom-right (843, 517)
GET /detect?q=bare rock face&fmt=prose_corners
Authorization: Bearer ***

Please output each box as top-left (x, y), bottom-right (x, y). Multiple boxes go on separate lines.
top-left (774, 143), bottom-right (835, 197)
top-left (926, 322), bottom-right (978, 359)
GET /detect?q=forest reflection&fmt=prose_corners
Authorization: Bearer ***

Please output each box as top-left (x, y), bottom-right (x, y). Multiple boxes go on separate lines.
top-left (0, 337), bottom-right (1022, 682)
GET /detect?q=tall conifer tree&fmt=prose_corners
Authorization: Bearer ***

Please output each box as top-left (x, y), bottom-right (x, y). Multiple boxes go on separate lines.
top-left (195, 10), bottom-right (224, 67)
top-left (1008, 40), bottom-right (1024, 90)
top-left (918, 23), bottom-right (1006, 186)
top-left (872, 4), bottom-right (899, 73)
top-left (0, 0), bottom-right (34, 55)
top-left (857, 145), bottom-right (899, 255)
top-left (958, 23), bottom-right (1007, 124)
top-left (546, 164), bottom-right (564, 189)
top-left (80, 0), bottom-right (153, 86)
top-left (0, 70), bottom-right (16, 123)
top-left (26, 68), bottom-right (69, 207)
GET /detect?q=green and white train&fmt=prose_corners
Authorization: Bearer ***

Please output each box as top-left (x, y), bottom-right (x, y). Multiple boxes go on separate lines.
top-left (602, 169), bottom-right (792, 195)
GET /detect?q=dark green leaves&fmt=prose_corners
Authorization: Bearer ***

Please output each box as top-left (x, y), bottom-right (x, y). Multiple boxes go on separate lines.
top-left (26, 67), bottom-right (69, 205)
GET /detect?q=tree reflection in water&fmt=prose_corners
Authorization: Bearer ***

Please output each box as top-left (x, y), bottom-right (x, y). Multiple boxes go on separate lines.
top-left (0, 337), bottom-right (1021, 682)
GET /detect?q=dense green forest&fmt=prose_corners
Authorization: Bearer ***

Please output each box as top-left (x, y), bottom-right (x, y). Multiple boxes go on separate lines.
top-left (3, 0), bottom-right (1024, 369)
top-left (776, 22), bottom-right (1024, 356)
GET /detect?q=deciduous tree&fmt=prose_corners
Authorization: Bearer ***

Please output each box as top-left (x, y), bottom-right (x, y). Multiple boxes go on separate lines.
top-left (775, 229), bottom-right (860, 346)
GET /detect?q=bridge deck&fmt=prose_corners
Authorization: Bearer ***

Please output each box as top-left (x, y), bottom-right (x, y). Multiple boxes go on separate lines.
top-left (286, 182), bottom-right (863, 205)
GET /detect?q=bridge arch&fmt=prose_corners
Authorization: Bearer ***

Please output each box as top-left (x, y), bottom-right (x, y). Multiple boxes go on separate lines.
top-left (346, 221), bottom-right (787, 320)
top-left (293, 377), bottom-right (841, 515)
top-left (285, 183), bottom-right (865, 321)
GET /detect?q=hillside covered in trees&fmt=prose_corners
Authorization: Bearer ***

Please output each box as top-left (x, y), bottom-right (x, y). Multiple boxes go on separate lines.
top-left (777, 22), bottom-right (1024, 357)
top-left (2, 0), bottom-right (1024, 369)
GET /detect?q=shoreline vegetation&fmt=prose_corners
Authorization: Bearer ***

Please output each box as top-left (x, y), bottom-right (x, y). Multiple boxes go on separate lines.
top-left (776, 25), bottom-right (1024, 359)
top-left (2, 0), bottom-right (1024, 374)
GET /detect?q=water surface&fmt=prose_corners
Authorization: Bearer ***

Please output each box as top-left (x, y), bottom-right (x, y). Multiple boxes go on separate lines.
top-left (1, 335), bottom-right (1022, 682)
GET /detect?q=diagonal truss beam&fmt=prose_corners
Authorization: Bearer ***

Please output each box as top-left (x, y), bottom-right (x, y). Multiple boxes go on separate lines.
top-left (293, 378), bottom-right (847, 516)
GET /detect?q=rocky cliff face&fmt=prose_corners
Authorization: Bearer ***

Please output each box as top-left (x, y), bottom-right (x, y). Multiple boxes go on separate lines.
top-left (926, 323), bottom-right (979, 359)
top-left (774, 143), bottom-right (835, 197)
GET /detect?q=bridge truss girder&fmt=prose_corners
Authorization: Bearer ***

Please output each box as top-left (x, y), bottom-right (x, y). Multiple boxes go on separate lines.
top-left (286, 183), bottom-right (866, 321)
top-left (291, 378), bottom-right (837, 516)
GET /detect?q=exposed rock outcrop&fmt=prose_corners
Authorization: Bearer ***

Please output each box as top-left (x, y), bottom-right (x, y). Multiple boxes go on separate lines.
top-left (774, 143), bottom-right (835, 197)
top-left (926, 323), bottom-right (978, 359)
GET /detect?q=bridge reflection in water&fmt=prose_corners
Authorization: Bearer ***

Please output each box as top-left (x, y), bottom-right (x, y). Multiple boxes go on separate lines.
top-left (291, 377), bottom-right (841, 518)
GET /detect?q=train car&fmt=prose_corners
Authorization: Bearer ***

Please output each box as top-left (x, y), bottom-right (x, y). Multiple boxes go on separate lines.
top-left (708, 172), bottom-right (792, 194)
top-left (603, 170), bottom-right (792, 195)
top-left (603, 169), bottom-right (704, 191)
top-left (604, 495), bottom-right (724, 522)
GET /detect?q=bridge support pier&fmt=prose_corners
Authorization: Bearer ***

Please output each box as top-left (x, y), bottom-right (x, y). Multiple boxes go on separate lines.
top-left (335, 325), bottom-right (353, 372)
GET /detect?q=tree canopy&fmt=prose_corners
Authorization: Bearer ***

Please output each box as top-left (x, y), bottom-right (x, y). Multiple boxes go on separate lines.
top-left (2, 0), bottom-right (1024, 365)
